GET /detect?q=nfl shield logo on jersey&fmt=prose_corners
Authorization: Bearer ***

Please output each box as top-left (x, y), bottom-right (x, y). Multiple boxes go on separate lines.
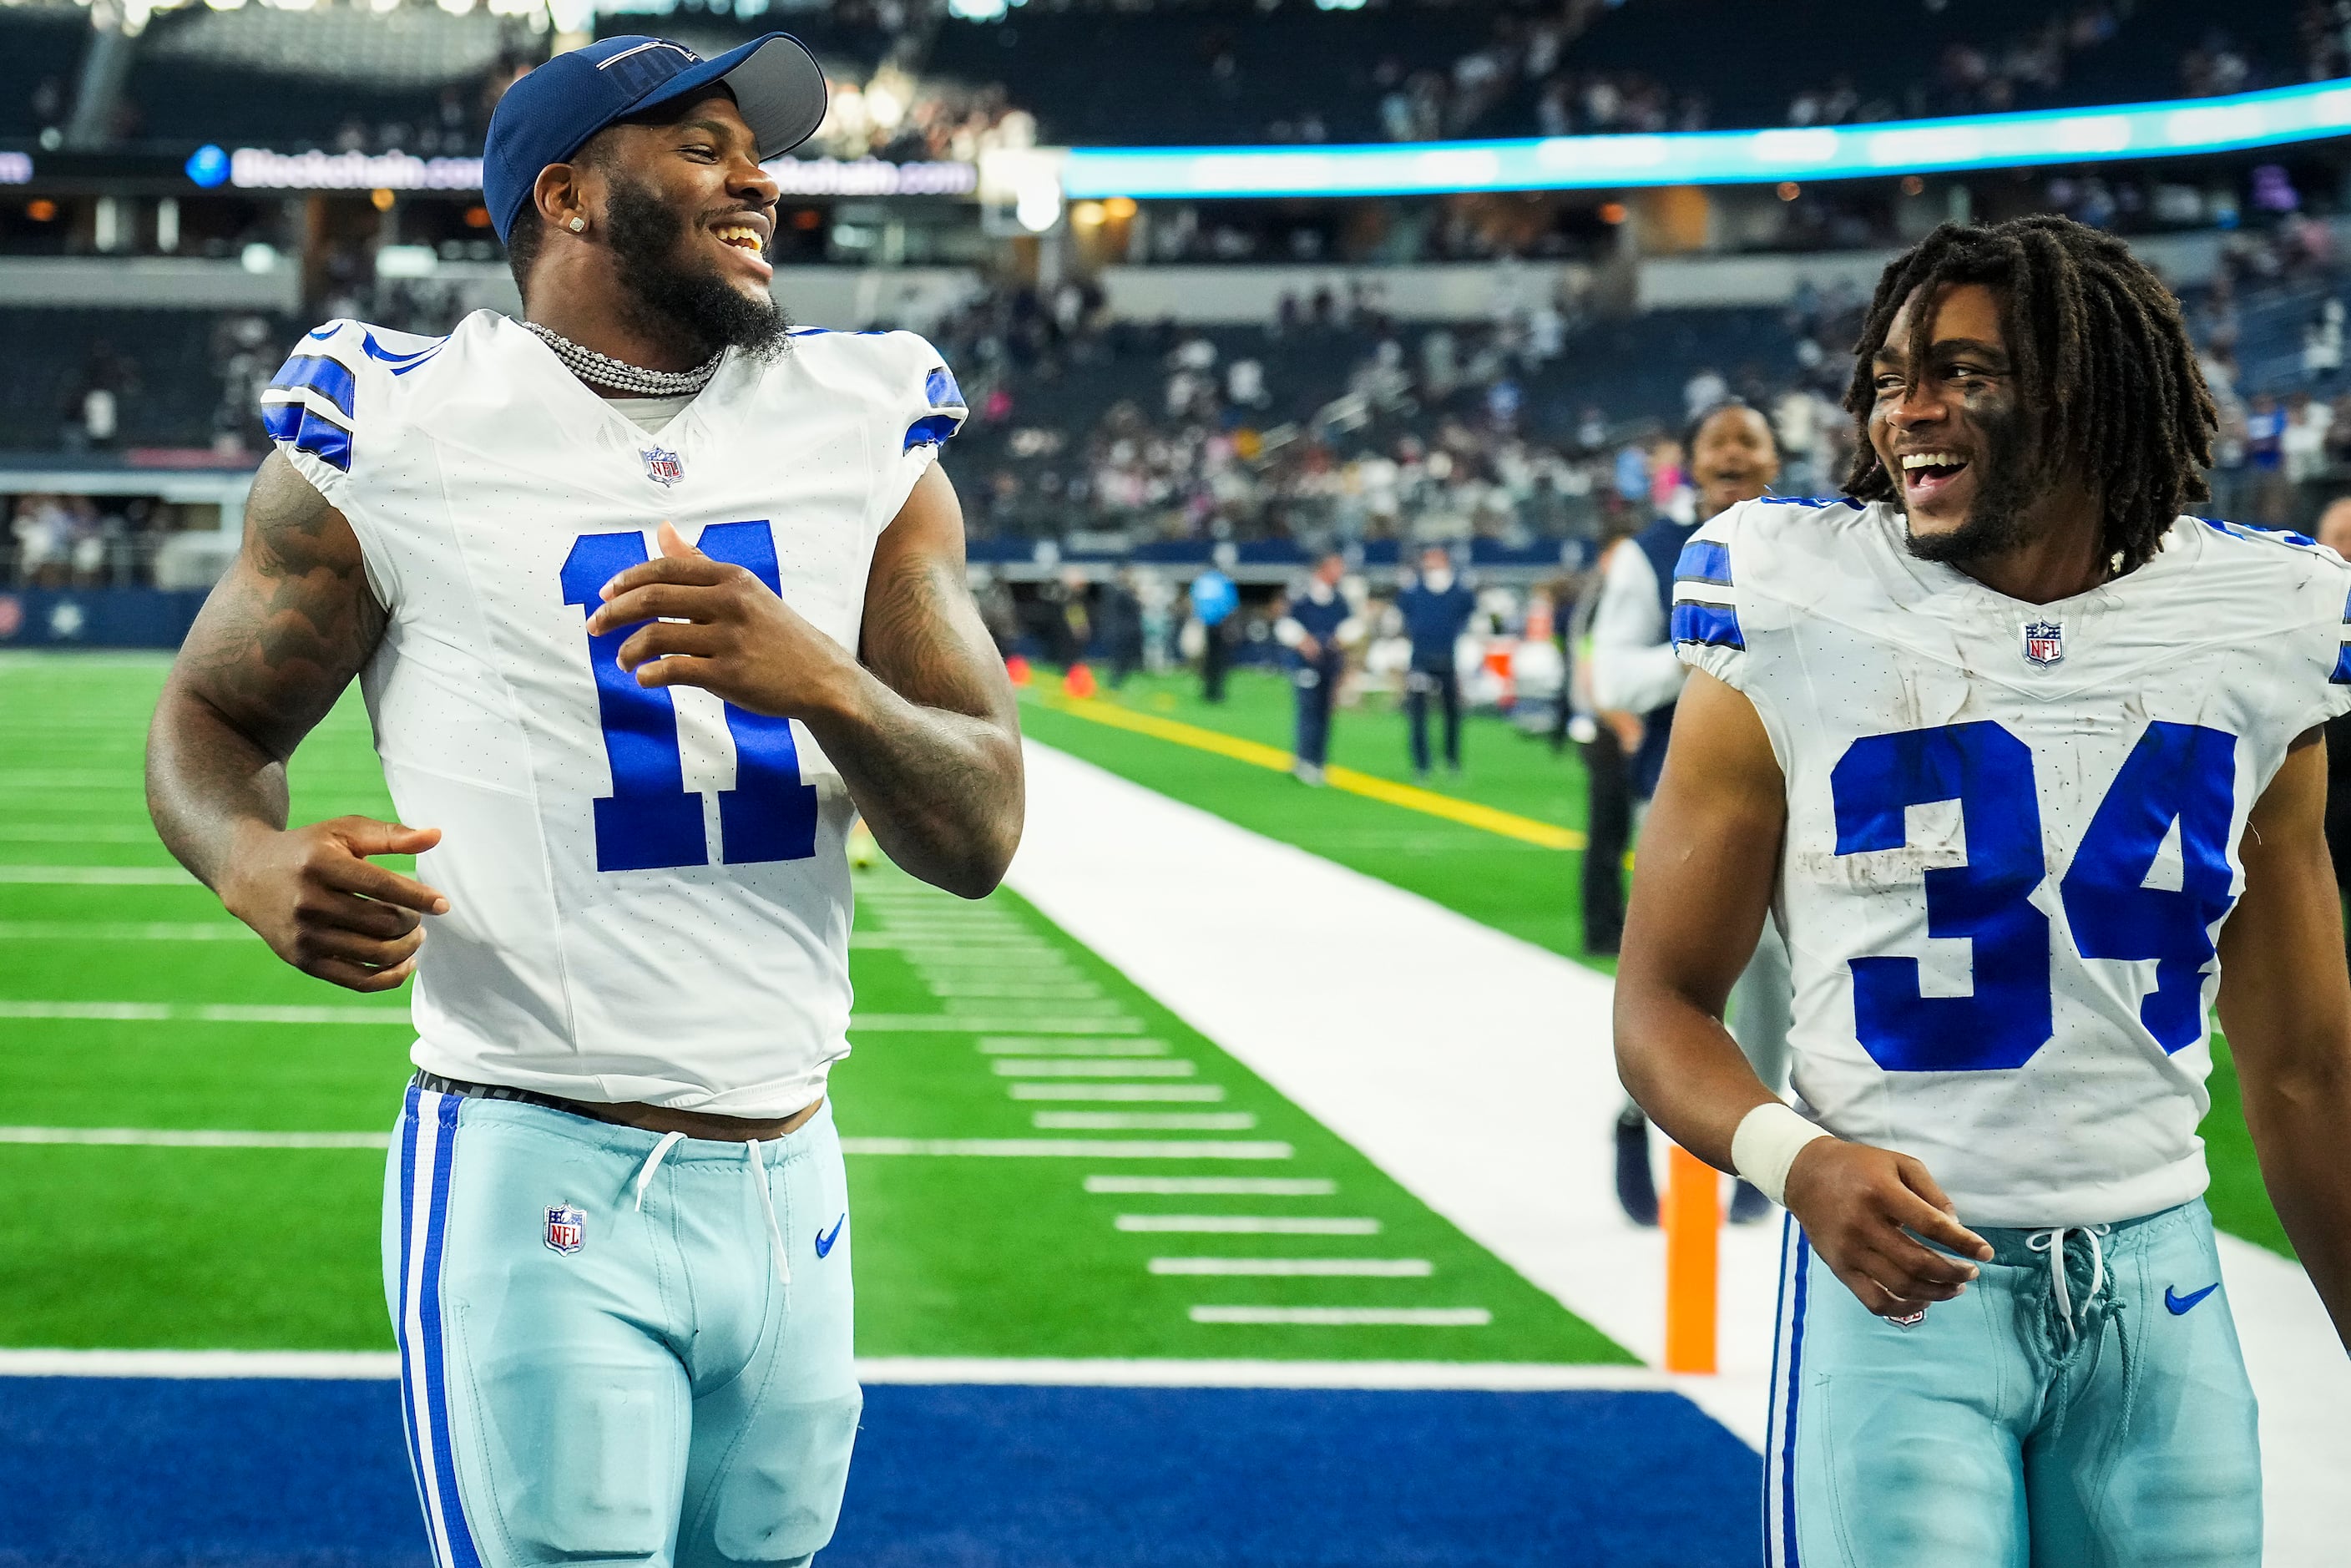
top-left (2021, 619), bottom-right (2064, 667)
top-left (544, 1204), bottom-right (586, 1256)
top-left (640, 447), bottom-right (685, 488)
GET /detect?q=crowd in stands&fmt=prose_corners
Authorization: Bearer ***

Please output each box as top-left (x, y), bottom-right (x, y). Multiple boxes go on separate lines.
top-left (933, 276), bottom-right (1860, 550)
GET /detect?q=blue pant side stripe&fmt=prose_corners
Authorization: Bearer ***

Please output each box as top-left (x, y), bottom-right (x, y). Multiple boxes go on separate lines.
top-left (1779, 1230), bottom-right (1811, 1568)
top-left (395, 1084), bottom-right (429, 1545)
top-left (420, 1092), bottom-right (484, 1568)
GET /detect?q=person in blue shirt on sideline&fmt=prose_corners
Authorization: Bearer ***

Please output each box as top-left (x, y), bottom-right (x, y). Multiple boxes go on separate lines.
top-left (1190, 564), bottom-right (1239, 703)
top-left (1394, 545), bottom-right (1477, 776)
top-left (1276, 552), bottom-right (1363, 786)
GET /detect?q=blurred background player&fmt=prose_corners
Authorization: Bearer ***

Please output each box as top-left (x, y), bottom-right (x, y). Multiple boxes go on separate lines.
top-left (1275, 551), bottom-right (1362, 786)
top-left (1618, 215), bottom-right (2351, 1566)
top-left (144, 34), bottom-right (1024, 1568)
top-left (1189, 559), bottom-right (1239, 704)
top-left (1592, 400), bottom-right (1789, 1225)
top-left (1569, 521), bottom-right (1641, 958)
top-left (1395, 544), bottom-right (1476, 777)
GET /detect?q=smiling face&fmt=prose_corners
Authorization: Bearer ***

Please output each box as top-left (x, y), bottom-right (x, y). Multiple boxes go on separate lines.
top-left (577, 92), bottom-right (787, 362)
top-left (1687, 404), bottom-right (1779, 520)
top-left (1867, 281), bottom-right (2040, 564)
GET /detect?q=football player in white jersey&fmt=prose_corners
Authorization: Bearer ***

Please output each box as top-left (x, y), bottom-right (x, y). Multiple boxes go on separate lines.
top-left (145, 33), bottom-right (1023, 1568)
top-left (1615, 215), bottom-right (2351, 1565)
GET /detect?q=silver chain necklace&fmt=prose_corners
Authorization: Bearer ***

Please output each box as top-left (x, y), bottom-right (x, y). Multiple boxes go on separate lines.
top-left (523, 321), bottom-right (724, 397)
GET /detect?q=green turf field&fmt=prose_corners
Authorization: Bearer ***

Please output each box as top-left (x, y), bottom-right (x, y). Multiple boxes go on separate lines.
top-left (1018, 665), bottom-right (2297, 1260)
top-left (0, 654), bottom-right (1625, 1363)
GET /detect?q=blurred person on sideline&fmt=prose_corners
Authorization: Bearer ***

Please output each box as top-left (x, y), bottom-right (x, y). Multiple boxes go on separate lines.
top-left (1395, 544), bottom-right (1477, 777)
top-left (1095, 567), bottom-right (1146, 689)
top-left (1276, 552), bottom-right (1362, 787)
top-left (1568, 521), bottom-right (1641, 956)
top-left (1191, 560), bottom-right (1239, 703)
top-left (1591, 399), bottom-right (1789, 1227)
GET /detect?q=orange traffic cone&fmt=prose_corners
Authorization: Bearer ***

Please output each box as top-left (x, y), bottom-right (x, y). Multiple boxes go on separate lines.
top-left (1005, 654), bottom-right (1032, 687)
top-left (1062, 662), bottom-right (1098, 700)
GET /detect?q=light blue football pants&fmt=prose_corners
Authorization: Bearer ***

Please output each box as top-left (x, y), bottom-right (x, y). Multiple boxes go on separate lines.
top-left (1764, 1198), bottom-right (2259, 1567)
top-left (382, 1080), bottom-right (862, 1568)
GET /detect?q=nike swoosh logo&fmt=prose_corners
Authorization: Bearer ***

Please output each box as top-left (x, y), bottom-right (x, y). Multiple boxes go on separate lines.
top-left (2166, 1282), bottom-right (2219, 1315)
top-left (814, 1214), bottom-right (846, 1259)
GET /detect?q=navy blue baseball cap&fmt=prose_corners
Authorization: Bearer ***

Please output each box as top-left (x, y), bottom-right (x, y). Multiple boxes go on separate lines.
top-left (483, 33), bottom-right (828, 243)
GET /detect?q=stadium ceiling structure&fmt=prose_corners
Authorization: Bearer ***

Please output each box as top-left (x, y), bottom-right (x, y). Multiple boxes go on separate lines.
top-left (1059, 78), bottom-right (2351, 201)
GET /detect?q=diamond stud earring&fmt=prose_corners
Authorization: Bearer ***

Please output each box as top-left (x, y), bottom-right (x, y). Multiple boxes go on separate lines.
top-left (568, 217), bottom-right (586, 233)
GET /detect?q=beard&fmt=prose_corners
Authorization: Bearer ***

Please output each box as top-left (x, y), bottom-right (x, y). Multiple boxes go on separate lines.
top-left (1899, 402), bottom-right (2038, 567)
top-left (603, 176), bottom-right (790, 367)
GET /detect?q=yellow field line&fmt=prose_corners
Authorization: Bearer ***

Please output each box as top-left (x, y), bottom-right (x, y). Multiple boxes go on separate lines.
top-left (1034, 693), bottom-right (1586, 852)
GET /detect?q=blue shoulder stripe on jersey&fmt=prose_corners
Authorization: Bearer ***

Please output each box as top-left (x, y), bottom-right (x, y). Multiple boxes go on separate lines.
top-left (788, 326), bottom-right (893, 337)
top-left (905, 412), bottom-right (960, 450)
top-left (267, 354), bottom-right (356, 418)
top-left (1671, 599), bottom-right (1743, 650)
top-left (1675, 539), bottom-right (1732, 587)
top-left (925, 366), bottom-right (965, 410)
top-left (2202, 514), bottom-right (2323, 550)
top-left (261, 401), bottom-right (353, 473)
top-left (2331, 643), bottom-right (2351, 685)
top-left (1757, 493), bottom-right (1842, 508)
top-left (361, 330), bottom-right (445, 374)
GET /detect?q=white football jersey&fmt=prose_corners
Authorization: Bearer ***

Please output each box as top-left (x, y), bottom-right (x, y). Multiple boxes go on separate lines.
top-left (1674, 497), bottom-right (2351, 1226)
top-left (261, 311), bottom-right (967, 1116)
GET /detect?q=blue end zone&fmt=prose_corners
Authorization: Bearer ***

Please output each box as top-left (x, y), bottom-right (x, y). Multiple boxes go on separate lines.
top-left (0, 1378), bottom-right (1758, 1567)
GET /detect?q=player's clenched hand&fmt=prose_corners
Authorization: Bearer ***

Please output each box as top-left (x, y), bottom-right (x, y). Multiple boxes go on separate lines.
top-left (588, 522), bottom-right (851, 716)
top-left (221, 817), bottom-right (447, 993)
top-left (1783, 1139), bottom-right (1994, 1318)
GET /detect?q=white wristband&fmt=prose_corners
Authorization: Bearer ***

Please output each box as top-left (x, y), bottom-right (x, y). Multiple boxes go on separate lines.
top-left (1731, 1102), bottom-right (1833, 1208)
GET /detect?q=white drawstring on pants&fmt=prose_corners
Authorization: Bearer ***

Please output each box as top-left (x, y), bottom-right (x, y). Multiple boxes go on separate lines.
top-left (746, 1137), bottom-right (791, 1287)
top-left (2025, 1223), bottom-right (2111, 1346)
top-left (627, 1129), bottom-right (792, 1288)
top-left (633, 1130), bottom-right (687, 1211)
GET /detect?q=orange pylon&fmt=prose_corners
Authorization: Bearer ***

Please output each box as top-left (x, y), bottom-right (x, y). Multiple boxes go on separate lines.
top-left (1663, 1142), bottom-right (1721, 1374)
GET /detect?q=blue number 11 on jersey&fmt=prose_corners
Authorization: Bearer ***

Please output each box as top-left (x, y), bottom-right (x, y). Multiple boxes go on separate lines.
top-left (559, 522), bottom-right (821, 873)
top-left (1831, 720), bottom-right (2237, 1073)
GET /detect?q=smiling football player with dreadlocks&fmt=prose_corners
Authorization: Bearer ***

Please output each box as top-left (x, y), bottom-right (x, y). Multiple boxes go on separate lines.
top-left (1615, 213), bottom-right (2351, 1564)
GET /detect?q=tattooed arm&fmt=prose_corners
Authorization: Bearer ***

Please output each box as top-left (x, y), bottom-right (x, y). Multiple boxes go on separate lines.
top-left (589, 463), bottom-right (1024, 897)
top-left (146, 452), bottom-right (448, 991)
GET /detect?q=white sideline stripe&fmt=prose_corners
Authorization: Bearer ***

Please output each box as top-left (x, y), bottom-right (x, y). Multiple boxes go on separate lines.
top-left (0, 1001), bottom-right (409, 1025)
top-left (0, 1127), bottom-right (1292, 1160)
top-left (0, 1348), bottom-right (1677, 1390)
top-left (994, 1059), bottom-right (1195, 1077)
top-left (841, 1138), bottom-right (1292, 1160)
top-left (850, 1014), bottom-right (1145, 1034)
top-left (0, 866), bottom-right (197, 885)
top-left (1117, 1215), bottom-right (1378, 1235)
top-left (980, 1038), bottom-right (1169, 1055)
top-left (924, 984), bottom-right (1104, 999)
top-left (1005, 739), bottom-right (2351, 1565)
top-left (1150, 1258), bottom-right (1433, 1277)
top-left (0, 826), bottom-right (164, 842)
top-left (1086, 1176), bottom-right (1337, 1196)
top-left (1009, 1085), bottom-right (1227, 1102)
top-left (0, 1126), bottom-right (389, 1149)
top-left (1034, 1111), bottom-right (1254, 1130)
top-left (0, 923), bottom-right (253, 942)
top-left (1190, 1307), bottom-right (1492, 1327)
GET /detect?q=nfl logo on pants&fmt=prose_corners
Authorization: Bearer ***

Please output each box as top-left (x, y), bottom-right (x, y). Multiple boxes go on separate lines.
top-left (545, 1204), bottom-right (586, 1255)
top-left (2022, 619), bottom-right (2064, 666)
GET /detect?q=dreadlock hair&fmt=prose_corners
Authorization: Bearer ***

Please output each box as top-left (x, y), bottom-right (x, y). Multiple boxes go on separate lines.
top-left (1839, 214), bottom-right (2217, 574)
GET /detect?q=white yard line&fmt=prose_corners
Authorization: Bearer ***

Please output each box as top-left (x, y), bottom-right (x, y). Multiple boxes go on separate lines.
top-left (1085, 1176), bottom-right (1337, 1196)
top-left (1150, 1258), bottom-right (1433, 1277)
top-left (1004, 739), bottom-right (2351, 1564)
top-left (0, 1347), bottom-right (1694, 1393)
top-left (1191, 1307), bottom-right (1491, 1327)
top-left (0, 1126), bottom-right (388, 1149)
top-left (1008, 1085), bottom-right (1227, 1101)
top-left (841, 1137), bottom-right (1294, 1160)
top-left (0, 1001), bottom-right (409, 1025)
top-left (1117, 1215), bottom-right (1379, 1235)
top-left (0, 866), bottom-right (198, 885)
